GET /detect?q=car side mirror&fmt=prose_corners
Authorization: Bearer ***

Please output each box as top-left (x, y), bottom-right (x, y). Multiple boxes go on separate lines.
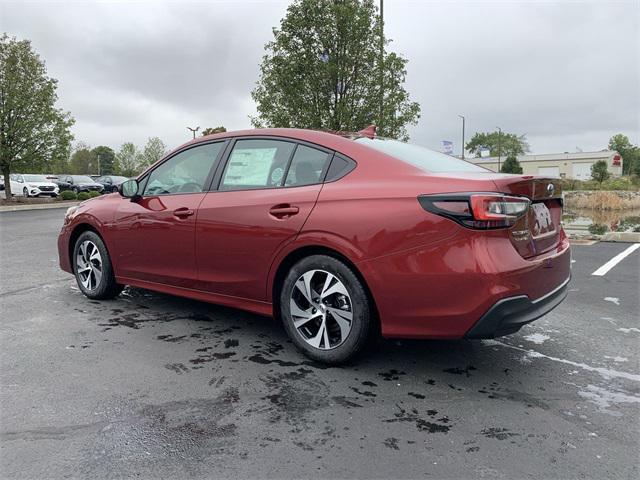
top-left (119, 179), bottom-right (141, 200)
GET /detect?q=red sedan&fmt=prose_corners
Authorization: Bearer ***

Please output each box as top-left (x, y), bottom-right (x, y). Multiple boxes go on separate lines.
top-left (58, 128), bottom-right (570, 364)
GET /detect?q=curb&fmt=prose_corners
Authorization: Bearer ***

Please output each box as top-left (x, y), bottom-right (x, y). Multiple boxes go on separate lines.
top-left (0, 202), bottom-right (79, 212)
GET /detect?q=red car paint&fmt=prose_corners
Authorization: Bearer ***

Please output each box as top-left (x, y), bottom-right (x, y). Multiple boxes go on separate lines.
top-left (58, 128), bottom-right (570, 338)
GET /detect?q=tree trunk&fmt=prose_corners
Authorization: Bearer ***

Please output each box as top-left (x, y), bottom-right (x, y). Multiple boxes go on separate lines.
top-left (2, 166), bottom-right (11, 199)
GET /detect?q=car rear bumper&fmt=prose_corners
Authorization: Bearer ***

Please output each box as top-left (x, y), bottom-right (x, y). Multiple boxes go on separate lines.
top-left (464, 275), bottom-right (569, 338)
top-left (357, 228), bottom-right (571, 339)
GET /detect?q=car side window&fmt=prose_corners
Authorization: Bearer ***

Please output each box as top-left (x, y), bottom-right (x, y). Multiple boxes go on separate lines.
top-left (284, 145), bottom-right (330, 187)
top-left (143, 142), bottom-right (224, 196)
top-left (219, 139), bottom-right (295, 191)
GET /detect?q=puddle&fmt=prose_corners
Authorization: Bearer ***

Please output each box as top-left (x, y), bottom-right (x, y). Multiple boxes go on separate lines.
top-left (563, 208), bottom-right (640, 234)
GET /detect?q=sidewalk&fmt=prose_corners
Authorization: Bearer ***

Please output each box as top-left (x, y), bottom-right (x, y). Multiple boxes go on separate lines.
top-left (0, 201), bottom-right (79, 212)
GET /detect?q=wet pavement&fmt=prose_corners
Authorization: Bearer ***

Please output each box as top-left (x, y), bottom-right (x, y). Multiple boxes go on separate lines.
top-left (1, 208), bottom-right (638, 479)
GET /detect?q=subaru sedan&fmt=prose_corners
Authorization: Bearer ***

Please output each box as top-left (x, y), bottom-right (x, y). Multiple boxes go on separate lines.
top-left (58, 128), bottom-right (570, 364)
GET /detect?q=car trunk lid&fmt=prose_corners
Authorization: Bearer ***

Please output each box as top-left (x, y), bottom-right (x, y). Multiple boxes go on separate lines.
top-left (491, 175), bottom-right (563, 258)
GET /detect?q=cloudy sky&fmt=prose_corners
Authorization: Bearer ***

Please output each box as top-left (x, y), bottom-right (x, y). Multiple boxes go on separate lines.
top-left (2, 0), bottom-right (638, 156)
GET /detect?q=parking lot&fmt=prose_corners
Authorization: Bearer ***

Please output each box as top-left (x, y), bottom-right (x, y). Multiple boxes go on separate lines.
top-left (1, 207), bottom-right (638, 479)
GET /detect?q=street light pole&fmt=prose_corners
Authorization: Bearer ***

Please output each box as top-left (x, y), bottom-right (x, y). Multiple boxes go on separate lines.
top-left (379, 0), bottom-right (384, 134)
top-left (458, 115), bottom-right (465, 160)
top-left (187, 126), bottom-right (200, 139)
top-left (496, 126), bottom-right (502, 172)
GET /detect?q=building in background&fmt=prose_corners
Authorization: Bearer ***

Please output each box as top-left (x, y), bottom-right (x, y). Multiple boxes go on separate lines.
top-left (468, 151), bottom-right (623, 179)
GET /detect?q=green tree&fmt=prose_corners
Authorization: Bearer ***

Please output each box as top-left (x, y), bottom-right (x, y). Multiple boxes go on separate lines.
top-left (500, 155), bottom-right (523, 174)
top-left (591, 160), bottom-right (610, 184)
top-left (608, 133), bottom-right (639, 176)
top-left (0, 34), bottom-right (74, 197)
top-left (69, 143), bottom-right (96, 174)
top-left (251, 0), bottom-right (420, 139)
top-left (139, 137), bottom-right (167, 170)
top-left (201, 126), bottom-right (227, 136)
top-left (115, 142), bottom-right (141, 177)
top-left (92, 146), bottom-right (116, 175)
top-left (466, 131), bottom-right (529, 158)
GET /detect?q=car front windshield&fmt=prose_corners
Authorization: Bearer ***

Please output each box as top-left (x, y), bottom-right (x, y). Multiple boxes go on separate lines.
top-left (355, 137), bottom-right (489, 173)
top-left (23, 175), bottom-right (49, 182)
top-left (72, 176), bottom-right (94, 183)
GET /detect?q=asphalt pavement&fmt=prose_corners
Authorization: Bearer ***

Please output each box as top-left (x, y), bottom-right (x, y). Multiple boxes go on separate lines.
top-left (1, 208), bottom-right (638, 479)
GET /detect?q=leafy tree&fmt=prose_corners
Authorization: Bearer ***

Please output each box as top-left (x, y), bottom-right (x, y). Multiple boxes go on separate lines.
top-left (201, 126), bottom-right (227, 136)
top-left (69, 144), bottom-right (96, 174)
top-left (0, 34), bottom-right (74, 197)
top-left (116, 142), bottom-right (141, 177)
top-left (591, 160), bottom-right (610, 184)
top-left (608, 133), bottom-right (639, 176)
top-left (139, 137), bottom-right (167, 169)
top-left (500, 155), bottom-right (523, 174)
top-left (251, 0), bottom-right (420, 139)
top-left (466, 131), bottom-right (529, 158)
top-left (92, 146), bottom-right (116, 175)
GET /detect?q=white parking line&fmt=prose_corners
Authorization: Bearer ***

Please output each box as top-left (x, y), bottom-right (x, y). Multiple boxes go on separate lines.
top-left (592, 244), bottom-right (640, 276)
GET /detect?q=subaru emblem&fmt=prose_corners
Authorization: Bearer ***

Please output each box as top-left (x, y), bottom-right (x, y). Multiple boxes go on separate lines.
top-left (547, 183), bottom-right (555, 196)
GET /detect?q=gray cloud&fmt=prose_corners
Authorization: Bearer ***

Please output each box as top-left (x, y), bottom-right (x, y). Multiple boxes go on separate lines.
top-left (2, 0), bottom-right (638, 155)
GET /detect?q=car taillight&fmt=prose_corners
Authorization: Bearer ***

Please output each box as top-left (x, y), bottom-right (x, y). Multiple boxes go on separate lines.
top-left (418, 193), bottom-right (530, 229)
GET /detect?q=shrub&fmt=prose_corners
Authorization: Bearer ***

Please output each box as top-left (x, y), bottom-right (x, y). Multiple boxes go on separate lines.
top-left (591, 160), bottom-right (611, 184)
top-left (588, 224), bottom-right (608, 235)
top-left (60, 190), bottom-right (77, 200)
top-left (500, 155), bottom-right (523, 174)
top-left (77, 192), bottom-right (91, 201)
top-left (88, 191), bottom-right (101, 198)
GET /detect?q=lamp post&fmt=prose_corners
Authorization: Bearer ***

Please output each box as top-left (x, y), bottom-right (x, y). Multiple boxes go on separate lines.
top-left (379, 0), bottom-right (384, 134)
top-left (496, 126), bottom-right (502, 172)
top-left (187, 126), bottom-right (200, 139)
top-left (458, 115), bottom-right (465, 160)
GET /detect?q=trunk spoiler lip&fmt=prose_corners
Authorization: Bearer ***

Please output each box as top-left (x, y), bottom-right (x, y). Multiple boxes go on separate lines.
top-left (490, 176), bottom-right (563, 202)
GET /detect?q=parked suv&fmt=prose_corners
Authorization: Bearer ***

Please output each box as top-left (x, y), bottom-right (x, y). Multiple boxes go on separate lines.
top-left (94, 175), bottom-right (130, 193)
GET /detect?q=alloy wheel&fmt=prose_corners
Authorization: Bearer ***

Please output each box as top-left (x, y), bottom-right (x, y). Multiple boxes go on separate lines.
top-left (289, 269), bottom-right (353, 350)
top-left (76, 240), bottom-right (103, 291)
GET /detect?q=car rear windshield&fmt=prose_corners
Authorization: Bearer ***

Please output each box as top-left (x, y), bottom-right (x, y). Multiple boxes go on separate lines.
top-left (23, 175), bottom-right (48, 182)
top-left (355, 137), bottom-right (489, 173)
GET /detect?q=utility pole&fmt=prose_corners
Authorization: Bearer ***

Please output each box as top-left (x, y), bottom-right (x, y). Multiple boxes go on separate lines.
top-left (379, 0), bottom-right (384, 135)
top-left (458, 115), bottom-right (465, 159)
top-left (496, 126), bottom-right (502, 172)
top-left (187, 126), bottom-right (200, 139)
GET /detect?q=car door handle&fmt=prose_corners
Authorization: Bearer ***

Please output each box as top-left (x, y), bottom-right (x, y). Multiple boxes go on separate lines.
top-left (173, 207), bottom-right (195, 218)
top-left (269, 204), bottom-right (299, 218)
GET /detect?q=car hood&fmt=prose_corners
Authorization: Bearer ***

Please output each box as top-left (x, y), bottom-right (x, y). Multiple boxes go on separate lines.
top-left (26, 182), bottom-right (58, 188)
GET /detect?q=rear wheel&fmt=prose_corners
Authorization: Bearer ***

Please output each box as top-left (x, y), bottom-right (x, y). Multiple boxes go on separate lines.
top-left (73, 231), bottom-right (123, 300)
top-left (280, 255), bottom-right (373, 364)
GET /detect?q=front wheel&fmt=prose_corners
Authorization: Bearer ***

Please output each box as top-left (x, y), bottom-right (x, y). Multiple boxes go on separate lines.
top-left (280, 255), bottom-right (373, 364)
top-left (23, 187), bottom-right (29, 197)
top-left (73, 231), bottom-right (123, 300)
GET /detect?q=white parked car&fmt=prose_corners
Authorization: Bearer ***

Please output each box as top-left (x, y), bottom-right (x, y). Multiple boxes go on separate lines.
top-left (10, 174), bottom-right (60, 197)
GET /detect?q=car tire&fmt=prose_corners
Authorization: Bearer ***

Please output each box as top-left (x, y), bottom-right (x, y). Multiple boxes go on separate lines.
top-left (279, 255), bottom-right (373, 364)
top-left (73, 231), bottom-right (123, 300)
top-left (23, 187), bottom-right (29, 197)
top-left (73, 187), bottom-right (79, 194)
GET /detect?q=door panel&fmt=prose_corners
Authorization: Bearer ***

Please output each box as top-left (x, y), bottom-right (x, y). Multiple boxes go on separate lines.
top-left (195, 185), bottom-right (322, 300)
top-left (113, 194), bottom-right (205, 287)
top-left (110, 141), bottom-right (225, 287)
